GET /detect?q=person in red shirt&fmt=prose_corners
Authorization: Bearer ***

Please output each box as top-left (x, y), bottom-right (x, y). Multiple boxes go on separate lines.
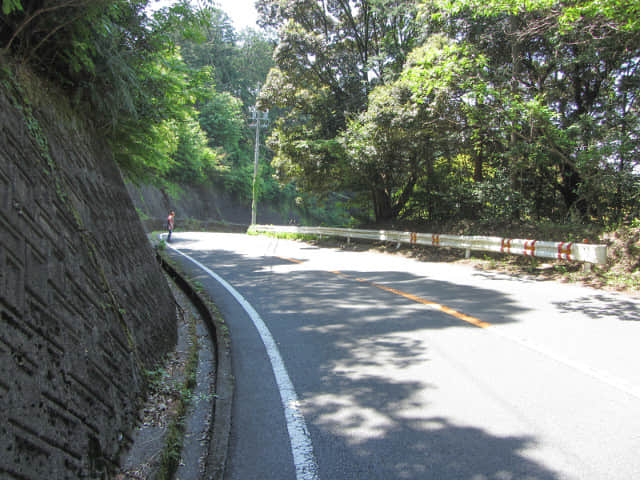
top-left (167, 210), bottom-right (175, 242)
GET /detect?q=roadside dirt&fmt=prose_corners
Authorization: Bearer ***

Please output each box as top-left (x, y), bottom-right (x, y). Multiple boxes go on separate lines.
top-left (117, 274), bottom-right (216, 479)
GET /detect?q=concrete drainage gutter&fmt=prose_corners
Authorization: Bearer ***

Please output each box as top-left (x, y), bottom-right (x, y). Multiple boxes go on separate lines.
top-left (158, 253), bottom-right (233, 479)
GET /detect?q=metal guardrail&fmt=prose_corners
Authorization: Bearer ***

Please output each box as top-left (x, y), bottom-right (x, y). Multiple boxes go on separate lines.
top-left (250, 225), bottom-right (608, 265)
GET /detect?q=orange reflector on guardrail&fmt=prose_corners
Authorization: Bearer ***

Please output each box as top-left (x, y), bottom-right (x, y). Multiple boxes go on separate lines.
top-left (557, 242), bottom-right (573, 261)
top-left (524, 239), bottom-right (537, 256)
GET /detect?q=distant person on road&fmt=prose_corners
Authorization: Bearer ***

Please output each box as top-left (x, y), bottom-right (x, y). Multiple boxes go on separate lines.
top-left (167, 210), bottom-right (175, 242)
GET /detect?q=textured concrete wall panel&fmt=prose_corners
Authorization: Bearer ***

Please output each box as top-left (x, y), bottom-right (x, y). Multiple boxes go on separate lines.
top-left (0, 80), bottom-right (176, 478)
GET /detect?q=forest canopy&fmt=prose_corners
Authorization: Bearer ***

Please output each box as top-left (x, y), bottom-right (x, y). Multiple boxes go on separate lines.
top-left (0, 0), bottom-right (314, 221)
top-left (258, 0), bottom-right (640, 225)
top-left (2, 0), bottom-right (639, 227)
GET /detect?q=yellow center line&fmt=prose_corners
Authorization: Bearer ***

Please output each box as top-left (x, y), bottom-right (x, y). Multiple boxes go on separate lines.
top-left (278, 256), bottom-right (305, 264)
top-left (355, 278), bottom-right (491, 329)
top-left (276, 256), bottom-right (491, 329)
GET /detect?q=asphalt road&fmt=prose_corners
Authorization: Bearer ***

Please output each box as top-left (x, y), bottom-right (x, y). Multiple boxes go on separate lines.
top-left (166, 232), bottom-right (640, 480)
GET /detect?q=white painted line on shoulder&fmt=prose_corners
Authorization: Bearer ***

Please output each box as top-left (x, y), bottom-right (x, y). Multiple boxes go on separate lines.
top-left (168, 244), bottom-right (320, 480)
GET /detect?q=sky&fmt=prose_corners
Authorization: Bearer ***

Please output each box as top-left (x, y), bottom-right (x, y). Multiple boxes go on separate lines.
top-left (146, 0), bottom-right (260, 31)
top-left (212, 0), bottom-right (259, 31)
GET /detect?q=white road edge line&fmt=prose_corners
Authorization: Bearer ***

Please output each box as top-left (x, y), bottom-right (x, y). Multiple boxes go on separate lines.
top-left (167, 242), bottom-right (320, 480)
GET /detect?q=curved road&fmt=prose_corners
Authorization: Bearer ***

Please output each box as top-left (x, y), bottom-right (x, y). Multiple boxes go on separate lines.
top-left (166, 232), bottom-right (640, 480)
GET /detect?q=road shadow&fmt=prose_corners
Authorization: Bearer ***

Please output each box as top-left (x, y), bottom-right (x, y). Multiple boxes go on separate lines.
top-left (552, 294), bottom-right (640, 322)
top-left (171, 246), bottom-right (562, 479)
top-left (308, 408), bottom-right (557, 479)
top-left (181, 246), bottom-right (526, 324)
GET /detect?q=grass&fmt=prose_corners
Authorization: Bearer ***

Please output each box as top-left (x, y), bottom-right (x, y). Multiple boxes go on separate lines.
top-left (247, 229), bottom-right (320, 242)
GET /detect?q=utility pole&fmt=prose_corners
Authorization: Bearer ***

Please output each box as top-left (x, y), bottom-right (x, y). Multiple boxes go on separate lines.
top-left (249, 102), bottom-right (268, 225)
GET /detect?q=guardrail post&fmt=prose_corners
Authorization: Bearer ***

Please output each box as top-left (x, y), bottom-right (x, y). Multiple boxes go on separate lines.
top-left (251, 225), bottom-right (607, 267)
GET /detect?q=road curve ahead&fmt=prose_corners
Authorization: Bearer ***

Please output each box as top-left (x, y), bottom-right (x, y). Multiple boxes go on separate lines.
top-left (166, 232), bottom-right (640, 480)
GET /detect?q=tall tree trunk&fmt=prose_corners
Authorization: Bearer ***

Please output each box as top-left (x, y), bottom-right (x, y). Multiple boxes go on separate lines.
top-left (559, 164), bottom-right (587, 217)
top-left (372, 187), bottom-right (395, 222)
top-left (473, 146), bottom-right (484, 182)
top-left (371, 173), bottom-right (417, 222)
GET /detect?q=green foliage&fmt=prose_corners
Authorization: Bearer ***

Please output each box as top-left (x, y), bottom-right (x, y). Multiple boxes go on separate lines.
top-left (198, 91), bottom-right (244, 156)
top-left (397, 0), bottom-right (640, 225)
top-left (1, 1), bottom-right (219, 188)
top-left (402, 35), bottom-right (488, 101)
top-left (143, 366), bottom-right (167, 389)
top-left (257, 0), bottom-right (637, 225)
top-left (259, 0), bottom-right (423, 220)
top-left (1, 0), bottom-right (22, 15)
top-left (168, 117), bottom-right (224, 184)
top-left (433, 0), bottom-right (640, 33)
top-left (1, 0), bottom-right (345, 224)
top-left (6, 0), bottom-right (637, 229)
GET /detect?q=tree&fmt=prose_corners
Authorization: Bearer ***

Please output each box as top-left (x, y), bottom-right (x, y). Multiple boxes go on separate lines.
top-left (412, 0), bottom-right (640, 222)
top-left (340, 35), bottom-right (486, 221)
top-left (198, 90), bottom-right (244, 158)
top-left (232, 30), bottom-right (277, 106)
top-left (257, 0), bottom-right (422, 220)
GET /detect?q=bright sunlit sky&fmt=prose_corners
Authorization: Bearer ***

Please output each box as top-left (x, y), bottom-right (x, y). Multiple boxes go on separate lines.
top-left (147, 0), bottom-right (259, 31)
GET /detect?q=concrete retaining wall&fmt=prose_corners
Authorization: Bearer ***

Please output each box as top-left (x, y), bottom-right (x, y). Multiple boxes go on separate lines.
top-left (0, 74), bottom-right (176, 478)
